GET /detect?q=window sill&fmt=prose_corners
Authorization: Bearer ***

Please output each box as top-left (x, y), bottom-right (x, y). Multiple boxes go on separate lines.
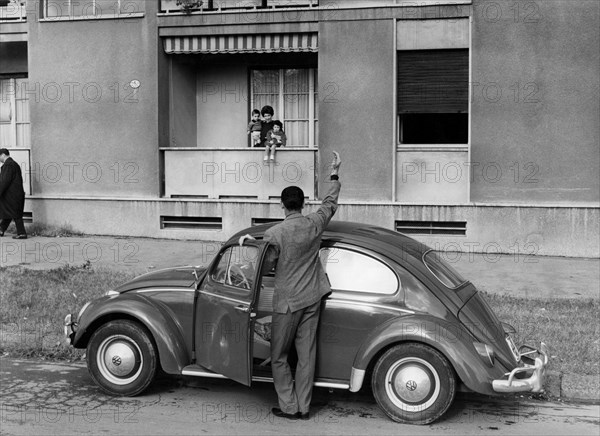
top-left (39, 13), bottom-right (144, 22)
top-left (160, 147), bottom-right (318, 151)
top-left (397, 144), bottom-right (469, 152)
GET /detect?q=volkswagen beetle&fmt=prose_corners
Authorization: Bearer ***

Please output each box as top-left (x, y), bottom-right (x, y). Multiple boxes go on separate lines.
top-left (64, 221), bottom-right (548, 425)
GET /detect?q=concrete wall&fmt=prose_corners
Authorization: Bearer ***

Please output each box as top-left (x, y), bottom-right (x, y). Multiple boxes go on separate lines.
top-left (26, 197), bottom-right (599, 258)
top-left (27, 3), bottom-right (161, 198)
top-left (471, 0), bottom-right (600, 204)
top-left (318, 18), bottom-right (395, 201)
top-left (170, 59), bottom-right (197, 148)
top-left (197, 63), bottom-right (248, 148)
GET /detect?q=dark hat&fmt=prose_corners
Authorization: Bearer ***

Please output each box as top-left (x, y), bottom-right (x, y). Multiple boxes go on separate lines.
top-left (0, 148), bottom-right (9, 156)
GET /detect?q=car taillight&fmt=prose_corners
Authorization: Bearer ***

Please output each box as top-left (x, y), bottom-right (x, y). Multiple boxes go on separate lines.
top-left (473, 342), bottom-right (496, 367)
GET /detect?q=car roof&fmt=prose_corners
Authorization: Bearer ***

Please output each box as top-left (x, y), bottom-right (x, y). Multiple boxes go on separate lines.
top-left (227, 220), bottom-right (431, 263)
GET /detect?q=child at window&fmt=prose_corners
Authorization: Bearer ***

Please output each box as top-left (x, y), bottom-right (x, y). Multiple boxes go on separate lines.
top-left (248, 109), bottom-right (262, 147)
top-left (247, 109), bottom-right (262, 147)
top-left (265, 120), bottom-right (286, 162)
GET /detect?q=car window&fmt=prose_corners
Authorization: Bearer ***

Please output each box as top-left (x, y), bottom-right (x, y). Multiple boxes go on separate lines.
top-left (319, 247), bottom-right (399, 294)
top-left (211, 249), bottom-right (231, 284)
top-left (423, 249), bottom-right (467, 289)
top-left (211, 245), bottom-right (259, 290)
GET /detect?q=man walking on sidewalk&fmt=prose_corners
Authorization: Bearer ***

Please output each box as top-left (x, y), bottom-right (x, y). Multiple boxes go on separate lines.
top-left (0, 148), bottom-right (27, 239)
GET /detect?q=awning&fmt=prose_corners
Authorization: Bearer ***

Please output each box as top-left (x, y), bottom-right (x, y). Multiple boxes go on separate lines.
top-left (164, 33), bottom-right (317, 54)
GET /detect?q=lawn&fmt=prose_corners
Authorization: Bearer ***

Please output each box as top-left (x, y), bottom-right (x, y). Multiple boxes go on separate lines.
top-left (0, 264), bottom-right (598, 377)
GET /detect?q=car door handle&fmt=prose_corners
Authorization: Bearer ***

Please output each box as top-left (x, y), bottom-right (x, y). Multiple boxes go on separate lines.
top-left (235, 305), bottom-right (250, 313)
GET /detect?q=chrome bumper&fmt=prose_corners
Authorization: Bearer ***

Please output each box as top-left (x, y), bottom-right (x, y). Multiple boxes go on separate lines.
top-left (492, 342), bottom-right (549, 393)
top-left (63, 313), bottom-right (77, 345)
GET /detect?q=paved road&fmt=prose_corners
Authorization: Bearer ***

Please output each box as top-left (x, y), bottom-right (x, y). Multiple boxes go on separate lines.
top-left (1, 358), bottom-right (598, 436)
top-left (1, 236), bottom-right (598, 299)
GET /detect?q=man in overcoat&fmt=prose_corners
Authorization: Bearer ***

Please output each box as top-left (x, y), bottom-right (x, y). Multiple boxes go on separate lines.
top-left (239, 151), bottom-right (342, 420)
top-left (0, 148), bottom-right (27, 239)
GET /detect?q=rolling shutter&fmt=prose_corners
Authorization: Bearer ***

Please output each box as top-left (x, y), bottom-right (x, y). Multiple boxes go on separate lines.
top-left (397, 49), bottom-right (468, 113)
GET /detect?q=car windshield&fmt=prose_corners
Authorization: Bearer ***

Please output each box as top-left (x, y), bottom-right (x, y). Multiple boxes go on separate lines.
top-left (423, 250), bottom-right (467, 289)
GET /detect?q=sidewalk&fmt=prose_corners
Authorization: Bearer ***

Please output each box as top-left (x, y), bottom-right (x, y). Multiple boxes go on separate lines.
top-left (1, 234), bottom-right (598, 299)
top-left (1, 234), bottom-right (599, 403)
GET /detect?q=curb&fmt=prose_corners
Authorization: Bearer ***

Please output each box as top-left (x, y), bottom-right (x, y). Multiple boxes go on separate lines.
top-left (545, 371), bottom-right (600, 403)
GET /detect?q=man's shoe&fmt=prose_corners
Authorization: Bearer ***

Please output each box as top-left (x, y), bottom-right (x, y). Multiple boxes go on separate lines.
top-left (271, 407), bottom-right (299, 420)
top-left (298, 412), bottom-right (310, 420)
top-left (12, 234), bottom-right (27, 240)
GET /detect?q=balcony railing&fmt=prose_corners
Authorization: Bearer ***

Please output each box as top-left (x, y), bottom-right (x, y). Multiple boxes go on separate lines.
top-left (162, 147), bottom-right (316, 200)
top-left (0, 0), bottom-right (26, 21)
top-left (160, 0), bottom-right (318, 15)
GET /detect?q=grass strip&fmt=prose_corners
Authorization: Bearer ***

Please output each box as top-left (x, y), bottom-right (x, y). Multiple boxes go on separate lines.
top-left (1, 265), bottom-right (598, 377)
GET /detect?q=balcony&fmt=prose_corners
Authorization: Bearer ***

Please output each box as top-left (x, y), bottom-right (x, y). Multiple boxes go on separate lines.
top-left (159, 0), bottom-right (318, 15)
top-left (0, 0), bottom-right (26, 22)
top-left (162, 147), bottom-right (317, 200)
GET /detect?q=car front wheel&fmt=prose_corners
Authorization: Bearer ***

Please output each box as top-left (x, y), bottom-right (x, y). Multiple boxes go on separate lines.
top-left (87, 320), bottom-right (157, 396)
top-left (372, 343), bottom-right (456, 425)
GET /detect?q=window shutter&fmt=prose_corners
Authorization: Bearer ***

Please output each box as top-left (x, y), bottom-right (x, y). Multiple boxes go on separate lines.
top-left (397, 49), bottom-right (468, 113)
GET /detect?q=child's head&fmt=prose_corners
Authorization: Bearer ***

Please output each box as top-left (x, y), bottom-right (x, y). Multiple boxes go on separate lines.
top-left (251, 109), bottom-right (260, 121)
top-left (272, 120), bottom-right (283, 132)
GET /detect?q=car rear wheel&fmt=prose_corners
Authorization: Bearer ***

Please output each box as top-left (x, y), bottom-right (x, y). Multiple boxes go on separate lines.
top-left (372, 343), bottom-right (456, 425)
top-left (87, 320), bottom-right (157, 396)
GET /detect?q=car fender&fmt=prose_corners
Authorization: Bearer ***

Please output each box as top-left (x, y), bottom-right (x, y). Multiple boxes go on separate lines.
top-left (73, 294), bottom-right (190, 374)
top-left (351, 314), bottom-right (506, 395)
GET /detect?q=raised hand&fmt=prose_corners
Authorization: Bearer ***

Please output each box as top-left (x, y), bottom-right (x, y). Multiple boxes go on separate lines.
top-left (330, 151), bottom-right (341, 175)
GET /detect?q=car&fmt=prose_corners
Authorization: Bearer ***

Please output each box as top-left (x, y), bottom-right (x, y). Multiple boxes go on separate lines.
top-left (64, 221), bottom-right (548, 425)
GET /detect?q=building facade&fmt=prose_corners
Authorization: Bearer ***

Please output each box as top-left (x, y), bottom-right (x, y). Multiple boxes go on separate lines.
top-left (0, 0), bottom-right (598, 257)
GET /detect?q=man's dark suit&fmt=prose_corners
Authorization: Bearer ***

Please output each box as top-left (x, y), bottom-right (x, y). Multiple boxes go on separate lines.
top-left (262, 179), bottom-right (341, 415)
top-left (0, 156), bottom-right (26, 236)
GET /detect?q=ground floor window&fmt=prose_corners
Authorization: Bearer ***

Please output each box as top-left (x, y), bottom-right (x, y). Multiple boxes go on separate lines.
top-left (0, 78), bottom-right (30, 148)
top-left (251, 68), bottom-right (318, 147)
top-left (397, 49), bottom-right (468, 144)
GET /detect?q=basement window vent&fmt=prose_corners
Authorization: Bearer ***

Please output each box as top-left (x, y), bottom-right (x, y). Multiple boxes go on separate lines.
top-left (396, 220), bottom-right (467, 236)
top-left (23, 212), bottom-right (33, 224)
top-left (161, 216), bottom-right (222, 230)
top-left (252, 218), bottom-right (284, 226)
top-left (170, 195), bottom-right (209, 199)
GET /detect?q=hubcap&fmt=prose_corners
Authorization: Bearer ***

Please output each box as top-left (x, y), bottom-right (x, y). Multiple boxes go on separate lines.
top-left (385, 357), bottom-right (440, 412)
top-left (97, 335), bottom-right (143, 385)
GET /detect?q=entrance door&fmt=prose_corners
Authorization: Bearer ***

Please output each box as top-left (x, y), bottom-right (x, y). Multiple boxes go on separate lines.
top-left (195, 240), bottom-right (268, 385)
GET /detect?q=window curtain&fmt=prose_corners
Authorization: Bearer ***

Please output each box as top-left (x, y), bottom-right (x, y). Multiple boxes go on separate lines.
top-left (251, 69), bottom-right (316, 146)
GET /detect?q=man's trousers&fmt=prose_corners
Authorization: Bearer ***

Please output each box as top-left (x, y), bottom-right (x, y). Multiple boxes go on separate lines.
top-left (0, 218), bottom-right (26, 235)
top-left (270, 300), bottom-right (321, 414)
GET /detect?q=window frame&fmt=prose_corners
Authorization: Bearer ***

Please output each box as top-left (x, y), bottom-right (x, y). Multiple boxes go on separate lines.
top-left (396, 48), bottom-right (470, 146)
top-left (250, 67), bottom-right (318, 147)
top-left (209, 244), bottom-right (260, 292)
top-left (319, 243), bottom-right (400, 296)
top-left (0, 77), bottom-right (30, 149)
top-left (39, 0), bottom-right (145, 21)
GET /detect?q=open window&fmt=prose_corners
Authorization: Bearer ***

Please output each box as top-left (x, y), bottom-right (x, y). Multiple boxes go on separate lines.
top-left (397, 49), bottom-right (469, 144)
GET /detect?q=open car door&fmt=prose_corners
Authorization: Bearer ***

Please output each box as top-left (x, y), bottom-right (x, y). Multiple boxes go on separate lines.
top-left (195, 240), bottom-right (269, 386)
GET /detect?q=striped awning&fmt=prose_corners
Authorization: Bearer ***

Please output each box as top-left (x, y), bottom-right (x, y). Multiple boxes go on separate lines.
top-left (164, 33), bottom-right (318, 54)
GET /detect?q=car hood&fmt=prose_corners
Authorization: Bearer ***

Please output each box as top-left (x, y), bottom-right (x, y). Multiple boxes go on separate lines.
top-left (458, 291), bottom-right (517, 369)
top-left (114, 266), bottom-right (206, 293)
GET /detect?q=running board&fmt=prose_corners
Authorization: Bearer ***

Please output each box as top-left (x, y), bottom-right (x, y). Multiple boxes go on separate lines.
top-left (181, 365), bottom-right (349, 390)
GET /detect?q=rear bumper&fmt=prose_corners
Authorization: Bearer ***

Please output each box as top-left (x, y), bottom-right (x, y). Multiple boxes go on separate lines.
top-left (492, 343), bottom-right (549, 393)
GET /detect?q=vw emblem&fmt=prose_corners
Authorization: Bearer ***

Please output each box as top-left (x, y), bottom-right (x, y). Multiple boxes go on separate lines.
top-left (405, 380), bottom-right (417, 391)
top-left (112, 356), bottom-right (122, 366)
